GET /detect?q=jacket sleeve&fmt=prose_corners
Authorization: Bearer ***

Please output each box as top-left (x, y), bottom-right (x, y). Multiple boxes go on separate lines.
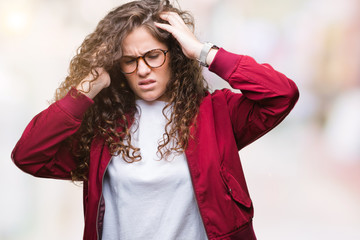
top-left (11, 88), bottom-right (94, 179)
top-left (208, 48), bottom-right (299, 150)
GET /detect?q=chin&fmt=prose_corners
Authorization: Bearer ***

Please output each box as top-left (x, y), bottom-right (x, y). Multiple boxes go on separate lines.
top-left (138, 95), bottom-right (160, 102)
top-left (137, 92), bottom-right (167, 102)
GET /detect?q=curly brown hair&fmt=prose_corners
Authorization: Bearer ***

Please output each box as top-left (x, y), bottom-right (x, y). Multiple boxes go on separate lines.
top-left (55, 0), bottom-right (209, 181)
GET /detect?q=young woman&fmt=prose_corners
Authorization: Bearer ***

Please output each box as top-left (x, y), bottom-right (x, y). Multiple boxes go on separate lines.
top-left (12, 0), bottom-right (299, 239)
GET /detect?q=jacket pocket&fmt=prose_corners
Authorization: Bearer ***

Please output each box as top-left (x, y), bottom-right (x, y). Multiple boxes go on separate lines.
top-left (220, 168), bottom-right (252, 208)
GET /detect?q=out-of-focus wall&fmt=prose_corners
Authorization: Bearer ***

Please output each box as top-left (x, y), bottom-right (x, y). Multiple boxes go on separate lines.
top-left (1, 0), bottom-right (359, 239)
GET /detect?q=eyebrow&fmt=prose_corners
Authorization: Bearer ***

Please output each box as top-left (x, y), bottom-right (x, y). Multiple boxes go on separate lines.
top-left (121, 52), bottom-right (138, 58)
top-left (121, 54), bottom-right (136, 58)
top-left (121, 48), bottom-right (164, 58)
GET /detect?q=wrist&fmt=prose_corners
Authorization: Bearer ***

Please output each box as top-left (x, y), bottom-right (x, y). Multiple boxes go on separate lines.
top-left (206, 48), bottom-right (219, 67)
top-left (76, 81), bottom-right (101, 99)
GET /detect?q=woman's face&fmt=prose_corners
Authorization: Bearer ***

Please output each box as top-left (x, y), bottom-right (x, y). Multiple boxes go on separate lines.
top-left (120, 26), bottom-right (172, 102)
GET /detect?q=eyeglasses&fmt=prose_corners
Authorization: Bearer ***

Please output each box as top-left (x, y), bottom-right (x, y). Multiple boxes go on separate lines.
top-left (119, 49), bottom-right (169, 74)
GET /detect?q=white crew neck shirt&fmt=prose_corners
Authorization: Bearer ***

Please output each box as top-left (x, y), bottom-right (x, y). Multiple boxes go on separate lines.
top-left (101, 99), bottom-right (208, 240)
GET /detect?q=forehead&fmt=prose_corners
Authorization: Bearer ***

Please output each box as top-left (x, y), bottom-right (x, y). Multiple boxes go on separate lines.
top-left (121, 26), bottom-right (167, 56)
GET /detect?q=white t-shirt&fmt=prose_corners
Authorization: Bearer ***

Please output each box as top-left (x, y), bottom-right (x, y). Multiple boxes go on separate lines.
top-left (102, 99), bottom-right (208, 240)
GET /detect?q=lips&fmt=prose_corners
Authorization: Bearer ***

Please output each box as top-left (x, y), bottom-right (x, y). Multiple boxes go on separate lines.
top-left (139, 79), bottom-right (156, 85)
top-left (138, 79), bottom-right (156, 90)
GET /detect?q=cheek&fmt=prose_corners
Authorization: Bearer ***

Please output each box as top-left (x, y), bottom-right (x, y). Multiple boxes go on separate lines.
top-left (162, 61), bottom-right (172, 86)
top-left (163, 70), bottom-right (172, 86)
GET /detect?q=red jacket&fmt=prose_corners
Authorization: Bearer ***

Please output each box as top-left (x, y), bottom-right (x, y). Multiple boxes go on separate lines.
top-left (12, 48), bottom-right (299, 240)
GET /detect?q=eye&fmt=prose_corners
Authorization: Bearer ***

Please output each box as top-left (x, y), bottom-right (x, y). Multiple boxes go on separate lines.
top-left (146, 51), bottom-right (161, 59)
top-left (121, 57), bottom-right (136, 65)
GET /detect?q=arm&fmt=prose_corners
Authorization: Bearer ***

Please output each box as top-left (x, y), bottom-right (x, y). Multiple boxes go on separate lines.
top-left (11, 88), bottom-right (94, 179)
top-left (155, 12), bottom-right (299, 149)
top-left (209, 48), bottom-right (299, 149)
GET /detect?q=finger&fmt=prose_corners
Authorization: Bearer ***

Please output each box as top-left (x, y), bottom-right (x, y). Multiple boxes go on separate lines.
top-left (159, 12), bottom-right (187, 28)
top-left (155, 21), bottom-right (183, 41)
top-left (155, 21), bottom-right (185, 43)
top-left (166, 12), bottom-right (188, 26)
top-left (154, 22), bottom-right (174, 33)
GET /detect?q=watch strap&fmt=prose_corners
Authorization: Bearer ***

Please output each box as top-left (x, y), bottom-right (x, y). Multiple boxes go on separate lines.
top-left (198, 42), bottom-right (216, 67)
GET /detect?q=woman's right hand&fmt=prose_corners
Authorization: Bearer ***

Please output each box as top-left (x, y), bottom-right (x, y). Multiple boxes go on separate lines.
top-left (76, 67), bottom-right (110, 99)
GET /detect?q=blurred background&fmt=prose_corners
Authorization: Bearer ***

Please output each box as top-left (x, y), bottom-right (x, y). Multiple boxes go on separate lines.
top-left (1, 0), bottom-right (359, 239)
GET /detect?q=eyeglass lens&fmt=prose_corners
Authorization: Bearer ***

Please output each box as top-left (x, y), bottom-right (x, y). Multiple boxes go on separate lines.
top-left (119, 49), bottom-right (167, 74)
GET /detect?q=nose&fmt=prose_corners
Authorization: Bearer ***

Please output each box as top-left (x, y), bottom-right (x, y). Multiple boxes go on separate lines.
top-left (136, 57), bottom-right (151, 76)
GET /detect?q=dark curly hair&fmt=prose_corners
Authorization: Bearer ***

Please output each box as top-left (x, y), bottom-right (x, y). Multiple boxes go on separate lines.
top-left (54, 0), bottom-right (209, 181)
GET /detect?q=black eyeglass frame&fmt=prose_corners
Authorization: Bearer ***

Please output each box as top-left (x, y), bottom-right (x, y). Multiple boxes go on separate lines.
top-left (119, 49), bottom-right (169, 74)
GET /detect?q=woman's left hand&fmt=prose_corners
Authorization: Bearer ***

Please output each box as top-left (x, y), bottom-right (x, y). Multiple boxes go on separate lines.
top-left (155, 12), bottom-right (203, 60)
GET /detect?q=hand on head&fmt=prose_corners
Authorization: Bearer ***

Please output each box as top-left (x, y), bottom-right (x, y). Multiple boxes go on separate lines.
top-left (76, 43), bottom-right (111, 99)
top-left (155, 12), bottom-right (203, 60)
top-left (76, 67), bottom-right (111, 99)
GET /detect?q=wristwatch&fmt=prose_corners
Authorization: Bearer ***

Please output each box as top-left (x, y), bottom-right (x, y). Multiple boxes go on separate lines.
top-left (198, 42), bottom-right (219, 67)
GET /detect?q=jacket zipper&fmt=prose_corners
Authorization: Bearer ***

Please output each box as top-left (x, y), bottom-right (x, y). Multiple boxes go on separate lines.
top-left (96, 156), bottom-right (113, 240)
